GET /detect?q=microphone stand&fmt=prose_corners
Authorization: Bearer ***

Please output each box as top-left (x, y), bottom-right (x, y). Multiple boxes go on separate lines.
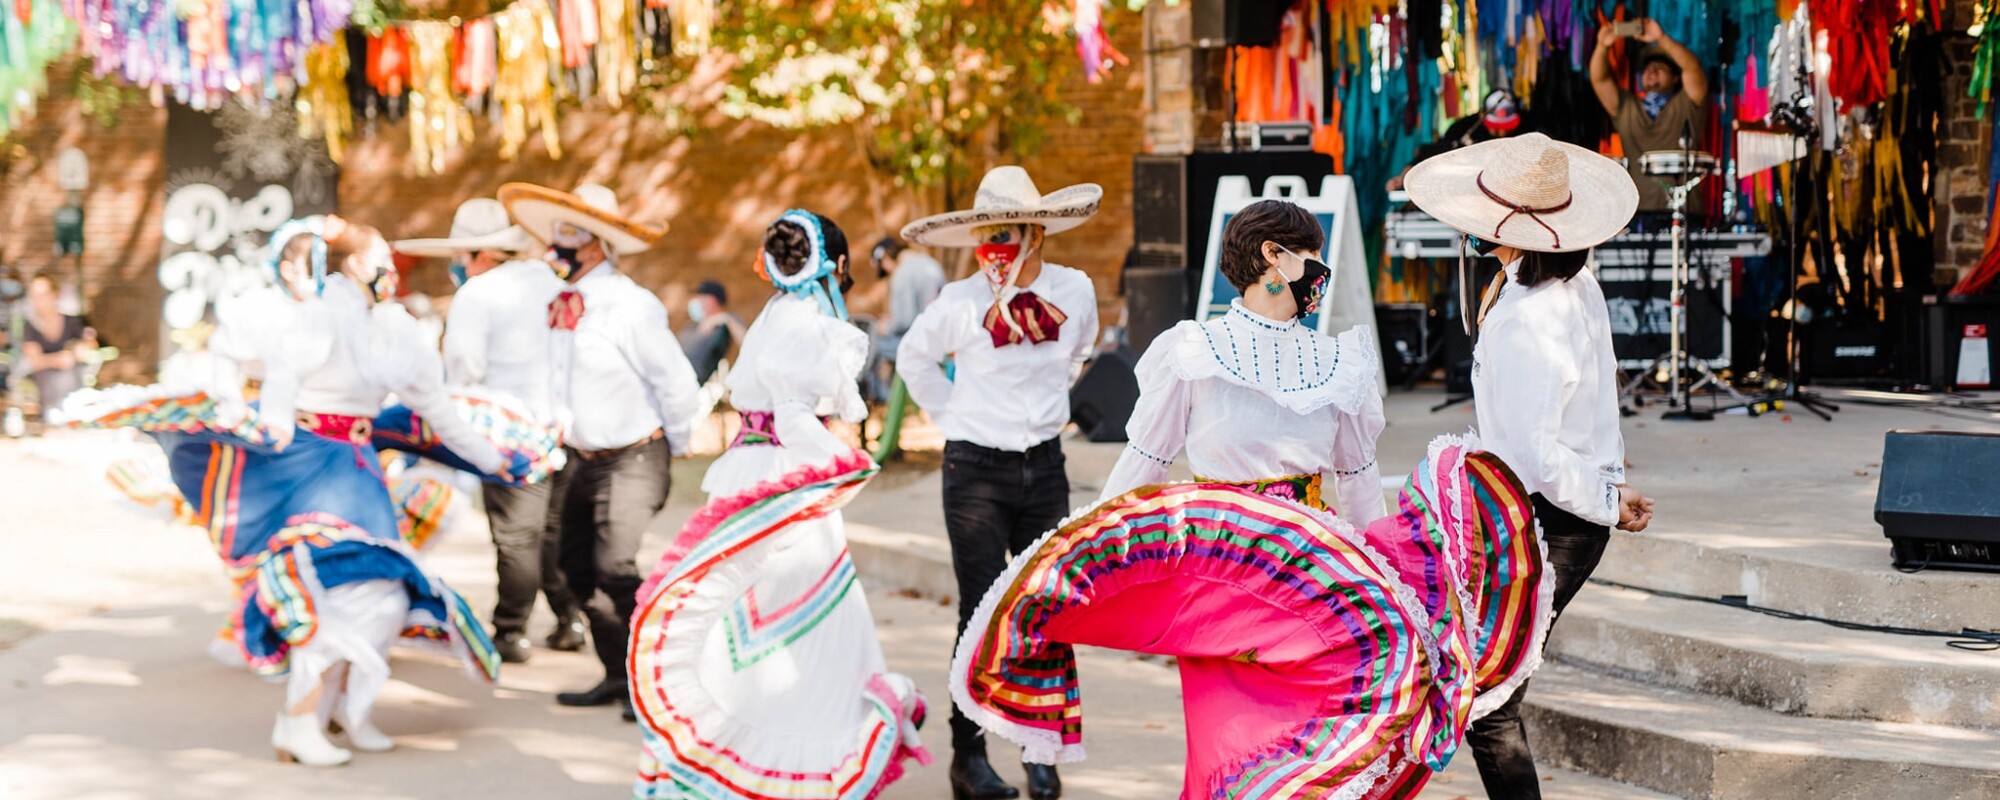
top-left (1759, 47), bottom-right (1839, 421)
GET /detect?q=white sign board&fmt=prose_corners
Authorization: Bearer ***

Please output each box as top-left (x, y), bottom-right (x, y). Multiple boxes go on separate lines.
top-left (56, 147), bottom-right (89, 191)
top-left (1196, 175), bottom-right (1384, 394)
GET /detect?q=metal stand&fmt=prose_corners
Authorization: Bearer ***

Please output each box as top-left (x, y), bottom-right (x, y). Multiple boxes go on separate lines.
top-left (1625, 171), bottom-right (1751, 420)
top-left (1739, 67), bottom-right (1840, 422)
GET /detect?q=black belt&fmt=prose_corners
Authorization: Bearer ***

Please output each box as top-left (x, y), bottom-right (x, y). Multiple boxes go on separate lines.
top-left (945, 437), bottom-right (1063, 464)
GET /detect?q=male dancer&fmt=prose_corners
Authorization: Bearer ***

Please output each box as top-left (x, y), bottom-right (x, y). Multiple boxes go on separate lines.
top-left (394, 198), bottom-right (584, 663)
top-left (899, 166), bottom-right (1101, 800)
top-left (499, 182), bottom-right (701, 719)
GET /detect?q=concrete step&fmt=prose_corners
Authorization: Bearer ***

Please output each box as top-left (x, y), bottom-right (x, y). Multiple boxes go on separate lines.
top-left (1592, 529), bottom-right (1999, 634)
top-left (1551, 586), bottom-right (2000, 729)
top-left (1521, 663), bottom-right (2000, 800)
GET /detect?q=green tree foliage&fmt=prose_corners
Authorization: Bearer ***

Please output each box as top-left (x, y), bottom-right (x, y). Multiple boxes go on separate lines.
top-left (712, 0), bottom-right (1093, 207)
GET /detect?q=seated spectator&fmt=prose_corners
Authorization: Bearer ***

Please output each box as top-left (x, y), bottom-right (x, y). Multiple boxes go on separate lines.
top-left (20, 274), bottom-right (95, 414)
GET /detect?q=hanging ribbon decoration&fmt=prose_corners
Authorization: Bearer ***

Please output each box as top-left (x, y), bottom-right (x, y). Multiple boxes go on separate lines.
top-left (0, 0), bottom-right (74, 139)
top-left (595, 0), bottom-right (634, 106)
top-left (297, 40), bottom-right (352, 163)
top-left (493, 0), bottom-right (562, 161)
top-left (407, 20), bottom-right (472, 176)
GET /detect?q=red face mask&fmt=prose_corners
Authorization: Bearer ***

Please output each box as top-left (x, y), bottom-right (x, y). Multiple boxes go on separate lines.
top-left (975, 242), bottom-right (1022, 270)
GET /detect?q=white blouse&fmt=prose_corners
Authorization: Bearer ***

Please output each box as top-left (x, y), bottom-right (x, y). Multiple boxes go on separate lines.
top-left (702, 292), bottom-right (869, 496)
top-left (214, 277), bottom-right (504, 474)
top-left (1471, 260), bottom-right (1627, 527)
top-left (1100, 300), bottom-right (1387, 525)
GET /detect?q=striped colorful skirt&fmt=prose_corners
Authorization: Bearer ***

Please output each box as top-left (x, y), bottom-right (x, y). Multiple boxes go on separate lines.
top-left (60, 386), bottom-right (554, 681)
top-left (629, 448), bottom-right (930, 800)
top-left (950, 435), bottom-right (1546, 800)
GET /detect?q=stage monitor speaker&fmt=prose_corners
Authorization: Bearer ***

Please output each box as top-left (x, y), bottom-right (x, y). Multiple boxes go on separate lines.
top-left (1071, 349), bottom-right (1141, 443)
top-left (1877, 430), bottom-right (2000, 572)
top-left (1125, 265), bottom-right (1187, 357)
top-left (1375, 303), bottom-right (1427, 385)
top-left (1189, 0), bottom-right (1288, 47)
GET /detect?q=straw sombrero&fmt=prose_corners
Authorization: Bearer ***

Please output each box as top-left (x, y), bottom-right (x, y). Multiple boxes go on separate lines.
top-left (1404, 133), bottom-right (1637, 254)
top-left (394, 198), bottom-right (542, 258)
top-left (499, 182), bottom-right (667, 256)
top-left (901, 166), bottom-right (1102, 249)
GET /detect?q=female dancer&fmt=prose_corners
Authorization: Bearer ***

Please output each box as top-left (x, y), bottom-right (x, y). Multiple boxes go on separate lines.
top-left (60, 217), bottom-right (557, 767)
top-left (628, 210), bottom-right (928, 799)
top-left (1404, 132), bottom-right (1653, 797)
top-left (951, 199), bottom-right (1552, 799)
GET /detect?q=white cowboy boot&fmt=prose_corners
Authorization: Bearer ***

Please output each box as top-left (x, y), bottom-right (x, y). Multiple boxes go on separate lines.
top-left (329, 708), bottom-right (396, 753)
top-left (272, 712), bottom-right (353, 767)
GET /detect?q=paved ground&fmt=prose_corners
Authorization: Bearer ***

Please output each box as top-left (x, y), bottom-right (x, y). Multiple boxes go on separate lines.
top-left (9, 384), bottom-right (1984, 799)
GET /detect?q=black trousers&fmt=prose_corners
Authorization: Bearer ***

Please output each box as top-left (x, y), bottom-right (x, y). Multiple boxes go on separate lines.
top-left (1465, 494), bottom-right (1612, 799)
top-left (482, 473), bottom-right (581, 635)
top-left (557, 436), bottom-right (672, 681)
top-left (942, 438), bottom-right (1070, 754)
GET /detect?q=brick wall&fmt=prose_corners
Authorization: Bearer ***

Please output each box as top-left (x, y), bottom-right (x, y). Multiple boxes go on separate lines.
top-left (1935, 1), bottom-right (1986, 285)
top-left (0, 60), bottom-right (168, 383)
top-left (340, 24), bottom-right (1145, 334)
top-left (0, 24), bottom-right (1145, 378)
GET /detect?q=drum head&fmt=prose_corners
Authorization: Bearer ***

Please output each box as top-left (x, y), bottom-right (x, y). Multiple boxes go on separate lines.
top-left (1639, 151), bottom-right (1718, 177)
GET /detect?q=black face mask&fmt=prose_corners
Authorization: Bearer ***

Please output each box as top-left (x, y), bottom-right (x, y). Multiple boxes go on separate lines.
top-left (551, 246), bottom-right (583, 280)
top-left (1283, 252), bottom-right (1333, 320)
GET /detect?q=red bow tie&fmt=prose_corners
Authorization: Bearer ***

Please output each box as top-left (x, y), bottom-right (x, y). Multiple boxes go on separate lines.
top-left (548, 289), bottom-right (585, 331)
top-left (983, 291), bottom-right (1067, 348)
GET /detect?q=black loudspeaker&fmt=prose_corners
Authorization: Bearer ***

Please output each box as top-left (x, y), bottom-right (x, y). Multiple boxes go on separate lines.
top-left (1806, 318), bottom-right (1888, 381)
top-left (1071, 349), bottom-right (1141, 443)
top-left (1130, 151), bottom-right (1336, 318)
top-left (1375, 303), bottom-right (1427, 385)
top-left (1920, 294), bottom-right (2000, 390)
top-left (1124, 266), bottom-right (1187, 357)
top-left (1877, 430), bottom-right (2000, 572)
top-left (1189, 0), bottom-right (1288, 47)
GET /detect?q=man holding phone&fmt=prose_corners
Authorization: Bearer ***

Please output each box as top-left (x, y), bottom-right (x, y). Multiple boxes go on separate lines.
top-left (1590, 18), bottom-right (1710, 216)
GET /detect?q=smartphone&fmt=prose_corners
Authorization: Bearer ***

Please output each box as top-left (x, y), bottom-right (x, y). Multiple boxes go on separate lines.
top-left (1612, 19), bottom-right (1644, 38)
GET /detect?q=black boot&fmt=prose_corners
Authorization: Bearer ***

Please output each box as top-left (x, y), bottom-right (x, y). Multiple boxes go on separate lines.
top-left (545, 614), bottom-right (587, 652)
top-left (556, 678), bottom-right (627, 707)
top-left (1023, 762), bottom-right (1061, 800)
top-left (949, 750), bottom-right (1020, 800)
top-left (493, 630), bottom-right (532, 664)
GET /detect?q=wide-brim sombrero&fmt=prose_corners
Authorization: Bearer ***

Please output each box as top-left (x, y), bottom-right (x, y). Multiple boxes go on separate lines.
top-left (900, 166), bottom-right (1102, 249)
top-left (499, 182), bottom-right (667, 256)
top-left (394, 199), bottom-right (543, 258)
top-left (1404, 133), bottom-right (1637, 254)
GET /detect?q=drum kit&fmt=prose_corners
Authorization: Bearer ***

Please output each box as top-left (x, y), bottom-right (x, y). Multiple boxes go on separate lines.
top-left (1623, 147), bottom-right (1753, 420)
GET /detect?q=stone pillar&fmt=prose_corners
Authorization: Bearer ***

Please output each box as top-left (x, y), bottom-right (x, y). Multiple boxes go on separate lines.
top-left (1937, 0), bottom-right (1991, 286)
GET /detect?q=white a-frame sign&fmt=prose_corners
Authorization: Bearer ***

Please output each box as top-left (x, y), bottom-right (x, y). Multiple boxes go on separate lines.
top-left (1196, 175), bottom-right (1383, 394)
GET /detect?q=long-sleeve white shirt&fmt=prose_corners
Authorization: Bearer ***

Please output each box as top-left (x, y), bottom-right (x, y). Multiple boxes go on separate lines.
top-left (216, 278), bottom-right (505, 474)
top-left (1099, 300), bottom-right (1387, 525)
top-left (895, 263), bottom-right (1098, 452)
top-left (441, 259), bottom-right (563, 420)
top-left (1472, 259), bottom-right (1628, 527)
top-left (549, 262), bottom-right (702, 454)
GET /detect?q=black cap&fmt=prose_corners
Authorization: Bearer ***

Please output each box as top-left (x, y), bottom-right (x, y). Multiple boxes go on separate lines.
top-left (695, 279), bottom-right (727, 305)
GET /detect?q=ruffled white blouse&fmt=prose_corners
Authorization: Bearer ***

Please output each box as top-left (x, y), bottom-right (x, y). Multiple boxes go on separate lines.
top-left (1101, 300), bottom-right (1388, 525)
top-left (701, 292), bottom-right (870, 496)
top-left (212, 277), bottom-right (504, 473)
